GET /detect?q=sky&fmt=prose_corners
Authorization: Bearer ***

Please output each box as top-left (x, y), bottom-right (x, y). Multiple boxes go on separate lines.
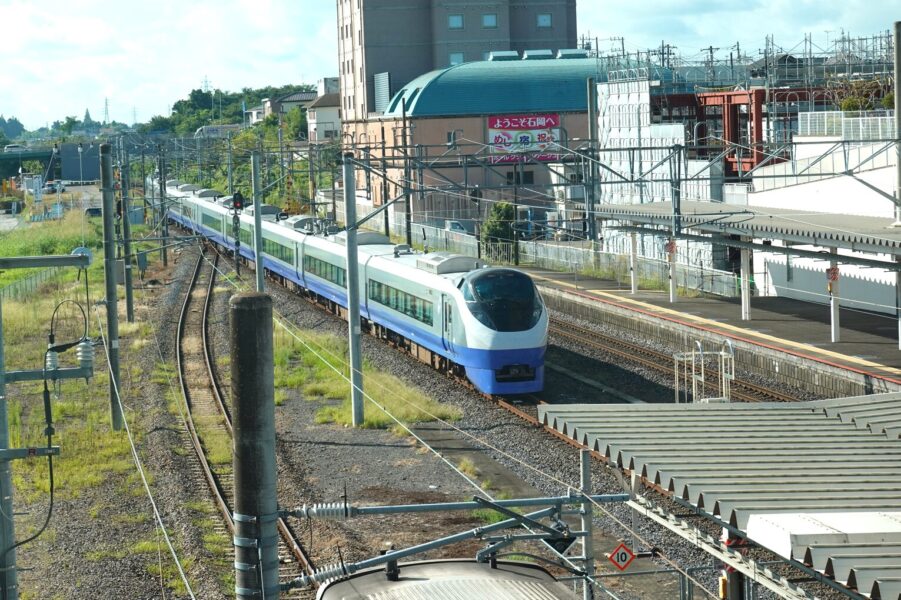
top-left (0, 0), bottom-right (892, 131)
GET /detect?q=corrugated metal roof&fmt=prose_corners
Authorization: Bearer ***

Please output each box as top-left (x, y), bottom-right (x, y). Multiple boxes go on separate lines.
top-left (595, 200), bottom-right (901, 255)
top-left (538, 394), bottom-right (901, 598)
top-left (811, 395), bottom-right (901, 439)
top-left (382, 58), bottom-right (608, 118)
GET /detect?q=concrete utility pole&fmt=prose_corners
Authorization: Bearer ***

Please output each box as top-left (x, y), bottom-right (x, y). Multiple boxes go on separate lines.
top-left (229, 293), bottom-right (280, 600)
top-left (120, 139), bottom-right (135, 322)
top-left (100, 144), bottom-right (124, 431)
top-left (251, 151), bottom-right (265, 292)
top-left (342, 153), bottom-right (364, 426)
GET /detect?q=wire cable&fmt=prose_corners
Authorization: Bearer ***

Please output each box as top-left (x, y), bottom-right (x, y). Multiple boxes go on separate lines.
top-left (200, 246), bottom-right (715, 598)
top-left (92, 308), bottom-right (197, 599)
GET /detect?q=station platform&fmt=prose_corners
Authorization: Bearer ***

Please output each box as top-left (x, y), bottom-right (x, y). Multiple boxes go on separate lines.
top-left (521, 267), bottom-right (901, 392)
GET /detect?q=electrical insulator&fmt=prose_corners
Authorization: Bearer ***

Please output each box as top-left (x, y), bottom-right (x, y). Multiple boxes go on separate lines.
top-left (76, 339), bottom-right (94, 376)
top-left (45, 350), bottom-right (59, 373)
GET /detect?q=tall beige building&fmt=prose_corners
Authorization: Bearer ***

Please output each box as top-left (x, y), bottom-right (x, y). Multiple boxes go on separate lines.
top-left (337, 0), bottom-right (577, 126)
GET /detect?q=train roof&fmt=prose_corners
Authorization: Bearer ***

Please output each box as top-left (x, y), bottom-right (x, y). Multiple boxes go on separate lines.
top-left (315, 559), bottom-right (576, 600)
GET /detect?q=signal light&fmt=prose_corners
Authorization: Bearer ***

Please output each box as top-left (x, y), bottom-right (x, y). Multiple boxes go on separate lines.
top-left (232, 191), bottom-right (245, 211)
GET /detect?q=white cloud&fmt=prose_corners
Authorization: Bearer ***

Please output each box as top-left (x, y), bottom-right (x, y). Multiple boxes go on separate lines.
top-left (0, 0), bottom-right (889, 130)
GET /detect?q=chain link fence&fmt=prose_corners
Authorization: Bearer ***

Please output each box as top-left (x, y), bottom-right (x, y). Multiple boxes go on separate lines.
top-left (0, 268), bottom-right (63, 302)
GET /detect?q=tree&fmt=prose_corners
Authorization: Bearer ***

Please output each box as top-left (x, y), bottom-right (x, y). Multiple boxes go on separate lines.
top-left (883, 92), bottom-right (895, 110)
top-left (283, 106), bottom-right (306, 140)
top-left (59, 116), bottom-right (78, 134)
top-left (481, 202), bottom-right (515, 242)
top-left (0, 116), bottom-right (25, 140)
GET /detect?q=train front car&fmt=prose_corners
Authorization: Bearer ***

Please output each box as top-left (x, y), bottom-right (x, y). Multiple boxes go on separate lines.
top-left (456, 267), bottom-right (547, 395)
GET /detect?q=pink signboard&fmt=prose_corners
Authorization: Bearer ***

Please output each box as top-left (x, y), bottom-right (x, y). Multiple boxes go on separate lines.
top-left (487, 113), bottom-right (561, 164)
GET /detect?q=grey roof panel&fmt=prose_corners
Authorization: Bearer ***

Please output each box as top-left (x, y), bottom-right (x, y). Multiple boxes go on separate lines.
top-left (870, 577), bottom-right (901, 599)
top-left (540, 399), bottom-right (901, 596)
top-left (807, 545), bottom-right (901, 571)
top-left (849, 567), bottom-right (901, 595)
top-left (593, 200), bottom-right (901, 256)
top-left (827, 554), bottom-right (901, 584)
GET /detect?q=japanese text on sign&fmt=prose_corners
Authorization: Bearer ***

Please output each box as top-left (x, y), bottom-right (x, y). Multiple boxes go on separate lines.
top-left (487, 113), bottom-right (561, 164)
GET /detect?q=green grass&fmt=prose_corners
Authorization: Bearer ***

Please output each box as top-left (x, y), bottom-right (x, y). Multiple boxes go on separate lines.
top-left (152, 362), bottom-right (176, 385)
top-left (457, 457), bottom-right (480, 478)
top-left (272, 324), bottom-right (460, 427)
top-left (0, 210), bottom-right (102, 288)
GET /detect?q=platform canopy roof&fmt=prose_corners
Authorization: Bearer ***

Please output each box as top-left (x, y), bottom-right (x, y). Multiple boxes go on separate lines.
top-left (597, 200), bottom-right (901, 261)
top-left (538, 393), bottom-right (901, 598)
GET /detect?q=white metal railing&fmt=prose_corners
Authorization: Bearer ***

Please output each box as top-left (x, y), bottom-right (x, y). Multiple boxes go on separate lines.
top-left (797, 110), bottom-right (895, 139)
top-left (752, 140), bottom-right (896, 192)
top-left (333, 201), bottom-right (743, 299)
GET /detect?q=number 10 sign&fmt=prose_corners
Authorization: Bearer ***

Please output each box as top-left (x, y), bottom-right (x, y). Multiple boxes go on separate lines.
top-left (608, 542), bottom-right (635, 571)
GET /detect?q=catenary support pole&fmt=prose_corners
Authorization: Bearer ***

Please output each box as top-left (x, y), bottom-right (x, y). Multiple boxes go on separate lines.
top-left (830, 248), bottom-right (840, 343)
top-left (227, 132), bottom-right (234, 195)
top-left (251, 151), bottom-right (265, 292)
top-left (580, 449), bottom-right (595, 600)
top-left (586, 77), bottom-right (599, 251)
top-left (230, 293), bottom-right (280, 600)
top-left (382, 127), bottom-right (390, 237)
top-left (121, 142), bottom-right (135, 322)
top-left (896, 256), bottom-right (901, 350)
top-left (100, 144), bottom-right (124, 431)
top-left (740, 242), bottom-right (751, 321)
top-left (158, 149), bottom-right (168, 267)
top-left (0, 281), bottom-right (16, 599)
top-left (893, 21), bottom-right (900, 223)
top-left (403, 102), bottom-right (412, 246)
top-left (725, 530), bottom-right (746, 599)
top-left (342, 153), bottom-right (364, 426)
top-left (668, 239), bottom-right (677, 303)
top-left (278, 126), bottom-right (285, 195)
top-left (308, 144), bottom-right (316, 207)
top-left (630, 232), bottom-right (638, 294)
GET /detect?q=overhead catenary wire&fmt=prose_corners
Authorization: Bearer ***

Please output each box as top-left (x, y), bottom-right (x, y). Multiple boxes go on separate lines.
top-left (91, 305), bottom-right (197, 600)
top-left (199, 244), bottom-right (718, 598)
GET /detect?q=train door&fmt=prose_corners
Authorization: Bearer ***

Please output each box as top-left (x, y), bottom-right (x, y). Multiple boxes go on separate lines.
top-left (442, 295), bottom-right (454, 354)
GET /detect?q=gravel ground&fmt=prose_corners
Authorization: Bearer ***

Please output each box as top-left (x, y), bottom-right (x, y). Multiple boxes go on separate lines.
top-left (11, 241), bottom-right (835, 600)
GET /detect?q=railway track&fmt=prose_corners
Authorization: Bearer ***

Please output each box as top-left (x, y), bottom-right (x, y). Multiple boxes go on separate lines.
top-left (549, 317), bottom-right (799, 403)
top-left (176, 247), bottom-right (316, 594)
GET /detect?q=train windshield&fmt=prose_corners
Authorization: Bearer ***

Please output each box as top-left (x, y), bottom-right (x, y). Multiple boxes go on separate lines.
top-left (462, 270), bottom-right (542, 332)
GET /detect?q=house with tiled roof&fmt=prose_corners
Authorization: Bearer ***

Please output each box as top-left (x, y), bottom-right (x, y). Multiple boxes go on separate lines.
top-left (307, 93), bottom-right (341, 142)
top-left (263, 91), bottom-right (318, 119)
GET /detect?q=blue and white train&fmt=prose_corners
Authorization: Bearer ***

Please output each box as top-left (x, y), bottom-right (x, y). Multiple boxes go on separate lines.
top-left (162, 181), bottom-right (547, 395)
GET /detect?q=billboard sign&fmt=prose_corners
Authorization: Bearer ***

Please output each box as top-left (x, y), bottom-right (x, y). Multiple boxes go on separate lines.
top-left (487, 113), bottom-right (561, 164)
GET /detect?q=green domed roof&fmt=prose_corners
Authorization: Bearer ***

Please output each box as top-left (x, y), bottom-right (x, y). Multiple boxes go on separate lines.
top-left (384, 58), bottom-right (610, 118)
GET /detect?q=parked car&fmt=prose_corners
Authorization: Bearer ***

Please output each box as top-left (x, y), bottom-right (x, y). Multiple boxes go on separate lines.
top-left (445, 220), bottom-right (468, 234)
top-left (42, 181), bottom-right (65, 194)
top-left (84, 207), bottom-right (102, 217)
